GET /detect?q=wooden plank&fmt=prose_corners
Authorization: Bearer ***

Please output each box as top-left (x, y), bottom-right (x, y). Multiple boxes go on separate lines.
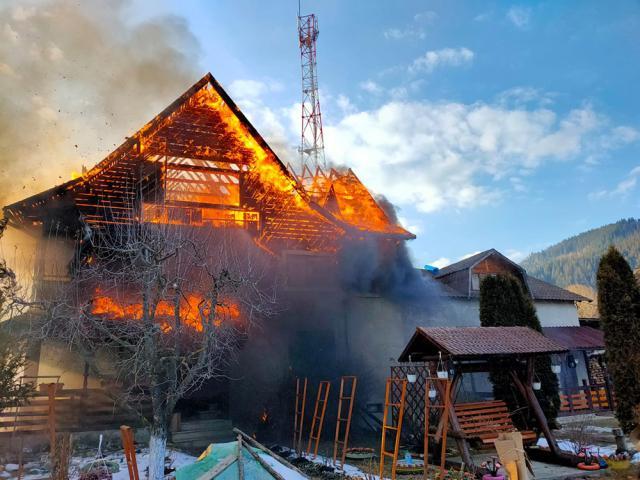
top-left (195, 454), bottom-right (236, 480)
top-left (457, 407), bottom-right (510, 416)
top-left (242, 444), bottom-right (285, 480)
top-left (461, 425), bottom-right (515, 435)
top-left (233, 428), bottom-right (309, 478)
top-left (454, 401), bottom-right (507, 410)
top-left (459, 413), bottom-right (512, 423)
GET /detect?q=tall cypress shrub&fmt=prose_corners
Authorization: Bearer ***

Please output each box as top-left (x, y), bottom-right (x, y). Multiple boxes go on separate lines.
top-left (597, 246), bottom-right (640, 433)
top-left (480, 274), bottom-right (560, 430)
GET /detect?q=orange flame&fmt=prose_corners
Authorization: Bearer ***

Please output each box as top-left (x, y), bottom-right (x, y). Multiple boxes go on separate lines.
top-left (91, 289), bottom-right (240, 332)
top-left (190, 86), bottom-right (309, 209)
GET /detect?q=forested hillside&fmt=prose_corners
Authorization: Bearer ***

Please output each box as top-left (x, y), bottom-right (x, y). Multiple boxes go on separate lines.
top-left (522, 218), bottom-right (640, 288)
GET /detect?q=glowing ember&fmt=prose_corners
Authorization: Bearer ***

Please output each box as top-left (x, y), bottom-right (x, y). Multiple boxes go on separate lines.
top-left (91, 289), bottom-right (240, 331)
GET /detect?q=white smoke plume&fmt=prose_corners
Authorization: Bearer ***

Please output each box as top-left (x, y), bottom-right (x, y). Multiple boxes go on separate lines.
top-left (0, 0), bottom-right (202, 205)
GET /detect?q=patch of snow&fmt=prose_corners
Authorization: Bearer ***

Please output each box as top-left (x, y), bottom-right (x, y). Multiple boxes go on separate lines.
top-left (69, 448), bottom-right (196, 479)
top-left (536, 437), bottom-right (634, 459)
top-left (257, 453), bottom-right (307, 480)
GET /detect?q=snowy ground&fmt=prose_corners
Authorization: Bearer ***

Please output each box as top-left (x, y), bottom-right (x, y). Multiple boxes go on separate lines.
top-left (536, 437), bottom-right (640, 463)
top-left (2, 450), bottom-right (196, 480)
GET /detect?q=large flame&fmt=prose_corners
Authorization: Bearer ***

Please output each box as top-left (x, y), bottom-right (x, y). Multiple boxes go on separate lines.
top-left (190, 86), bottom-right (309, 209)
top-left (91, 289), bottom-right (240, 332)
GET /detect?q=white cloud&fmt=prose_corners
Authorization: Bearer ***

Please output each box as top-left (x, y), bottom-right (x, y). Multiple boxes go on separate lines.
top-left (360, 80), bottom-right (383, 95)
top-left (590, 165), bottom-right (640, 199)
top-left (505, 249), bottom-right (527, 263)
top-left (409, 47), bottom-right (474, 74)
top-left (507, 6), bottom-right (532, 29)
top-left (459, 251), bottom-right (482, 261)
top-left (474, 12), bottom-right (491, 22)
top-left (229, 79), bottom-right (268, 99)
top-left (383, 10), bottom-right (437, 40)
top-left (384, 27), bottom-right (426, 40)
top-left (397, 216), bottom-right (421, 234)
top-left (497, 86), bottom-right (555, 107)
top-left (429, 257), bottom-right (451, 269)
top-left (336, 94), bottom-right (356, 115)
top-left (215, 79), bottom-right (638, 217)
top-left (414, 11), bottom-right (438, 24)
top-left (324, 99), bottom-right (631, 213)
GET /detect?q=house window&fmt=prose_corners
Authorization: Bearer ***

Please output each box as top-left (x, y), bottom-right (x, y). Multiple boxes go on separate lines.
top-left (471, 273), bottom-right (496, 290)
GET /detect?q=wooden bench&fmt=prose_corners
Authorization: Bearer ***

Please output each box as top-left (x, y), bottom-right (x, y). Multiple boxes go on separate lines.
top-left (454, 400), bottom-right (537, 445)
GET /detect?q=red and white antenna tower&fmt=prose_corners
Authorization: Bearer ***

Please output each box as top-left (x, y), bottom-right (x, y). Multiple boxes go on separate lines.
top-left (298, 5), bottom-right (326, 172)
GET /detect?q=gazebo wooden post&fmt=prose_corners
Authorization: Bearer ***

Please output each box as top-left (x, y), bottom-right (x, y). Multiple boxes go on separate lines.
top-left (509, 358), bottom-right (561, 457)
top-left (441, 371), bottom-right (474, 468)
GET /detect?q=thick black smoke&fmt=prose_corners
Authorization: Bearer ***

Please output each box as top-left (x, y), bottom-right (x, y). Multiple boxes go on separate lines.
top-left (339, 195), bottom-right (441, 302)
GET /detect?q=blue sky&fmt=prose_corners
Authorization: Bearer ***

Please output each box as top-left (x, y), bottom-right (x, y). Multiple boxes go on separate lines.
top-left (3, 0), bottom-right (640, 268)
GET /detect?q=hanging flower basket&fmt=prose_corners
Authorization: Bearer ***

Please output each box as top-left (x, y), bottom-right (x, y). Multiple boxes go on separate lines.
top-left (429, 388), bottom-right (437, 399)
top-left (533, 381), bottom-right (542, 390)
top-left (551, 365), bottom-right (561, 374)
top-left (407, 373), bottom-right (417, 383)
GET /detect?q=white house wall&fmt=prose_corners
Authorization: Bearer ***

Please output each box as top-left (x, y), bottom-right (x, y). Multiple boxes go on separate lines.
top-left (534, 302), bottom-right (581, 327)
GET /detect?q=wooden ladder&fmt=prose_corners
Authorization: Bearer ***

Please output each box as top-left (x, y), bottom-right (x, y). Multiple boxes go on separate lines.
top-left (307, 380), bottom-right (331, 458)
top-left (379, 378), bottom-right (407, 480)
top-left (423, 378), bottom-right (452, 479)
top-left (293, 378), bottom-right (308, 455)
top-left (333, 376), bottom-right (357, 468)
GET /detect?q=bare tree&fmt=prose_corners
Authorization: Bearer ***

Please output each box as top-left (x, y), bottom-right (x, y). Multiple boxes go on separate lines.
top-left (0, 218), bottom-right (35, 411)
top-left (40, 217), bottom-right (277, 479)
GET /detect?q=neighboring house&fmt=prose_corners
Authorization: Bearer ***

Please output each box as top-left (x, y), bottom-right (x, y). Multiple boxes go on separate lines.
top-left (423, 249), bottom-right (605, 395)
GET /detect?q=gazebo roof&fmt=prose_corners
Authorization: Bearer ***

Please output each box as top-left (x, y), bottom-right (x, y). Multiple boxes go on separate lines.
top-left (398, 326), bottom-right (567, 361)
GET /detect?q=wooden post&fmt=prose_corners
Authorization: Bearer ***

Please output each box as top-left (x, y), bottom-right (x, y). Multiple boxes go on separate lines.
top-left (237, 434), bottom-right (244, 480)
top-left (439, 372), bottom-right (473, 469)
top-left (582, 379), bottom-right (594, 411)
top-left (120, 425), bottom-right (140, 480)
top-left (234, 428), bottom-right (309, 478)
top-left (47, 383), bottom-right (56, 454)
top-left (243, 441), bottom-right (285, 480)
top-left (509, 360), bottom-right (561, 457)
top-left (439, 380), bottom-right (452, 473)
top-left (604, 373), bottom-right (615, 410)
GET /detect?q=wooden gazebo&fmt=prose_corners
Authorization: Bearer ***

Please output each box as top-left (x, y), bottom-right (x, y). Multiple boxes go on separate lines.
top-left (396, 326), bottom-right (568, 467)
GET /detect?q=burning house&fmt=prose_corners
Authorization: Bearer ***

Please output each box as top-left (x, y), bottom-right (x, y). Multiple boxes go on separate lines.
top-left (3, 73), bottom-right (434, 433)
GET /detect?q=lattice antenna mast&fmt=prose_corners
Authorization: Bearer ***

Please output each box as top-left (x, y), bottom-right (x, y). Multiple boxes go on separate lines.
top-left (298, 9), bottom-right (326, 172)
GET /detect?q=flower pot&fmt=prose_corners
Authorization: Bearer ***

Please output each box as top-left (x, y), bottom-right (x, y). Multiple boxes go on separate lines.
top-left (551, 365), bottom-right (561, 374)
top-left (532, 381), bottom-right (542, 390)
top-left (437, 371), bottom-right (449, 379)
top-left (482, 475), bottom-right (504, 480)
top-left (428, 389), bottom-right (437, 399)
top-left (407, 373), bottom-right (417, 383)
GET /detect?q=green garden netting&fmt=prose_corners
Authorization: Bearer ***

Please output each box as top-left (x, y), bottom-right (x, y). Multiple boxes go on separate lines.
top-left (175, 441), bottom-right (281, 480)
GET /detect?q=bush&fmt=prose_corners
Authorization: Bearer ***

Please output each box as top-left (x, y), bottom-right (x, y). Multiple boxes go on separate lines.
top-left (597, 246), bottom-right (640, 433)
